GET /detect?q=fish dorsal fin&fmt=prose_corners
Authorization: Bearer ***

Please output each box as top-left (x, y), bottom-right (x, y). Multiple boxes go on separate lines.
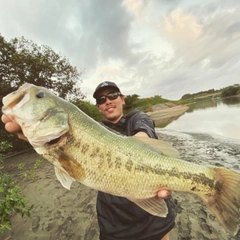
top-left (131, 136), bottom-right (179, 158)
top-left (54, 166), bottom-right (75, 190)
top-left (129, 196), bottom-right (168, 217)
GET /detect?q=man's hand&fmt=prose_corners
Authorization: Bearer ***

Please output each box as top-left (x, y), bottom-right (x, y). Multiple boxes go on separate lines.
top-left (1, 115), bottom-right (28, 141)
top-left (157, 189), bottom-right (171, 199)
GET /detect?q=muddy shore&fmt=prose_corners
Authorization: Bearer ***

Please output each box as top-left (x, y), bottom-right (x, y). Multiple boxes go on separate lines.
top-left (1, 128), bottom-right (239, 240)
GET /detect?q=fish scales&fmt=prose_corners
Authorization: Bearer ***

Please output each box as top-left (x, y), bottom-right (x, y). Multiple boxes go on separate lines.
top-left (54, 108), bottom-right (216, 198)
top-left (2, 83), bottom-right (240, 235)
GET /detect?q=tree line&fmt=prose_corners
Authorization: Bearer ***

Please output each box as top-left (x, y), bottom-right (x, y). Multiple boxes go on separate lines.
top-left (221, 84), bottom-right (240, 98)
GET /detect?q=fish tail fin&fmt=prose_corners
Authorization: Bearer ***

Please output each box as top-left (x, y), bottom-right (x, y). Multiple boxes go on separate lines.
top-left (200, 167), bottom-right (240, 235)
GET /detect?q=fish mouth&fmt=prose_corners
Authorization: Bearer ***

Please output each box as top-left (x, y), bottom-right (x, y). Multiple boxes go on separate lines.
top-left (2, 91), bottom-right (28, 114)
top-left (46, 136), bottom-right (62, 146)
top-left (2, 83), bottom-right (32, 110)
top-left (44, 133), bottom-right (67, 147)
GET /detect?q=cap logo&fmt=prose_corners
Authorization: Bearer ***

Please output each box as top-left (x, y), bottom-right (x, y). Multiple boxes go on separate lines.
top-left (100, 82), bottom-right (108, 87)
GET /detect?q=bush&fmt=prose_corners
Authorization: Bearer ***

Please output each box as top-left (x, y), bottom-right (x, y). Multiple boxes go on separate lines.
top-left (221, 85), bottom-right (240, 97)
top-left (0, 141), bottom-right (33, 233)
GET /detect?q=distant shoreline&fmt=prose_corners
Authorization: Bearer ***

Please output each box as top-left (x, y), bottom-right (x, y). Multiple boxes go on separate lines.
top-left (146, 103), bottom-right (189, 127)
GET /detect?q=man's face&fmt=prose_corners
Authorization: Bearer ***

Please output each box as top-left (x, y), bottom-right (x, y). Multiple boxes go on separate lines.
top-left (97, 87), bottom-right (125, 123)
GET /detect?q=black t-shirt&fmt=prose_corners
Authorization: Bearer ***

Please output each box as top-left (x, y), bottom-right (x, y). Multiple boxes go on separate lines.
top-left (97, 109), bottom-right (175, 240)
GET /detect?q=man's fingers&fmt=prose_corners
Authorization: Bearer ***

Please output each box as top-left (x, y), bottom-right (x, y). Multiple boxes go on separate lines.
top-left (5, 121), bottom-right (22, 133)
top-left (2, 115), bottom-right (22, 133)
top-left (2, 114), bottom-right (28, 141)
top-left (157, 189), bottom-right (171, 199)
top-left (1, 114), bottom-right (11, 124)
top-left (17, 133), bottom-right (29, 141)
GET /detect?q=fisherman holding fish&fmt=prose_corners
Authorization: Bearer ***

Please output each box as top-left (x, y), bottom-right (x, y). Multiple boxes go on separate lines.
top-left (2, 82), bottom-right (240, 239)
top-left (92, 81), bottom-right (175, 240)
top-left (2, 81), bottom-right (175, 240)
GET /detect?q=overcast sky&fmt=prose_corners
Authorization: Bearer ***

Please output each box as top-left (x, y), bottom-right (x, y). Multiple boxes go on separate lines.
top-left (0, 0), bottom-right (240, 102)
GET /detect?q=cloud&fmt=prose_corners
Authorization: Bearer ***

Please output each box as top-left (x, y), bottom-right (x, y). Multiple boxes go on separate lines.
top-left (122, 0), bottom-right (151, 18)
top-left (72, 0), bottom-right (135, 69)
top-left (0, 0), bottom-right (240, 102)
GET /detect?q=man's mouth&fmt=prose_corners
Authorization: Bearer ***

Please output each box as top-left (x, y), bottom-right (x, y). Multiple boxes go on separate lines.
top-left (105, 105), bottom-right (115, 112)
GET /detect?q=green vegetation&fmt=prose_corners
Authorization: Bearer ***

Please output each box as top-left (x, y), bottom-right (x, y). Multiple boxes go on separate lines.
top-left (124, 94), bottom-right (169, 113)
top-left (0, 35), bottom-right (84, 101)
top-left (221, 84), bottom-right (240, 98)
top-left (181, 89), bottom-right (219, 100)
top-left (73, 100), bottom-right (104, 122)
top-left (179, 84), bottom-right (240, 105)
top-left (0, 34), bottom-right (84, 152)
top-left (17, 159), bottom-right (44, 180)
top-left (0, 142), bottom-right (33, 233)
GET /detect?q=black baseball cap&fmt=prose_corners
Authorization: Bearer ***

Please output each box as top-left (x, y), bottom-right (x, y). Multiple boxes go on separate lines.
top-left (93, 81), bottom-right (121, 98)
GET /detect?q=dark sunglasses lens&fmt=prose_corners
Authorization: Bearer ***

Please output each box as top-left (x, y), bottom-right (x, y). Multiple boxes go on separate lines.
top-left (97, 92), bottom-right (120, 104)
top-left (108, 92), bottom-right (119, 100)
top-left (97, 96), bottom-right (106, 104)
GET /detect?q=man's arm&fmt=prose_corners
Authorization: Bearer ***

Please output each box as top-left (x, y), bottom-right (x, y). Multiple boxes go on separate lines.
top-left (134, 131), bottom-right (149, 138)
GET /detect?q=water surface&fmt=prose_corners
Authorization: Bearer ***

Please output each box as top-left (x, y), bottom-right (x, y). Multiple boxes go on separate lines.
top-left (164, 96), bottom-right (240, 140)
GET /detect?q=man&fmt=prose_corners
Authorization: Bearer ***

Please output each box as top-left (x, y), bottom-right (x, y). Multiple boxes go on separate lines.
top-left (93, 81), bottom-right (175, 240)
top-left (1, 81), bottom-right (175, 240)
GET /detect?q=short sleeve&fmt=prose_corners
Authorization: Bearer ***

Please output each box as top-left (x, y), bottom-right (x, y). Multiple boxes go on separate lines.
top-left (131, 113), bottom-right (158, 139)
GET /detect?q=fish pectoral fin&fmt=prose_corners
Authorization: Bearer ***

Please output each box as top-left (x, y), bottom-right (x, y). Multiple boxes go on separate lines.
top-left (129, 196), bottom-right (168, 217)
top-left (54, 166), bottom-right (75, 190)
top-left (131, 137), bottom-right (179, 158)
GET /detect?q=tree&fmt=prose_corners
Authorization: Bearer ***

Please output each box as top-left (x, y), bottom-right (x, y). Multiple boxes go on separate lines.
top-left (0, 35), bottom-right (84, 101)
top-left (181, 93), bottom-right (192, 100)
top-left (124, 94), bottom-right (140, 113)
top-left (221, 85), bottom-right (240, 98)
top-left (0, 35), bottom-right (85, 151)
top-left (73, 100), bottom-right (104, 122)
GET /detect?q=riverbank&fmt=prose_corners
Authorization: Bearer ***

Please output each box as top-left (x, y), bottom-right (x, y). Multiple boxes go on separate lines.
top-left (146, 103), bottom-right (189, 127)
top-left (1, 129), bottom-right (239, 240)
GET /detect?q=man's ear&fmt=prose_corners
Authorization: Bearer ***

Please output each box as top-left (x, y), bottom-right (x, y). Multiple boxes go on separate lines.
top-left (121, 95), bottom-right (125, 105)
top-left (96, 104), bottom-right (101, 111)
top-left (97, 105), bottom-right (101, 112)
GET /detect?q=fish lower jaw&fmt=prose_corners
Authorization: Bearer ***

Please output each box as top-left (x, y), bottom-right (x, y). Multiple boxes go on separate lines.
top-left (45, 136), bottom-right (62, 147)
top-left (43, 133), bottom-right (68, 148)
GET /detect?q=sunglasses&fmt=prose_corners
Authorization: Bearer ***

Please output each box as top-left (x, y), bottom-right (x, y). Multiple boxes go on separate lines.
top-left (96, 92), bottom-right (121, 105)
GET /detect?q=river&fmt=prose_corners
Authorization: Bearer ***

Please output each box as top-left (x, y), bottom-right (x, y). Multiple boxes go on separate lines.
top-left (163, 96), bottom-right (240, 140)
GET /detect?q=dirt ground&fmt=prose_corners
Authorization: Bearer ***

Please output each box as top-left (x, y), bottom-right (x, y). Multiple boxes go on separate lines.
top-left (1, 129), bottom-right (240, 240)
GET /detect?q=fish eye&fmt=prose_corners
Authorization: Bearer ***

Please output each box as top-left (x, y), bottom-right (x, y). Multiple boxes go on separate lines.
top-left (36, 91), bottom-right (44, 98)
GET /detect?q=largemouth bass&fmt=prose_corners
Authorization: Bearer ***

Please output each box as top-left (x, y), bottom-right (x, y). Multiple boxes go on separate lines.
top-left (2, 83), bottom-right (240, 235)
